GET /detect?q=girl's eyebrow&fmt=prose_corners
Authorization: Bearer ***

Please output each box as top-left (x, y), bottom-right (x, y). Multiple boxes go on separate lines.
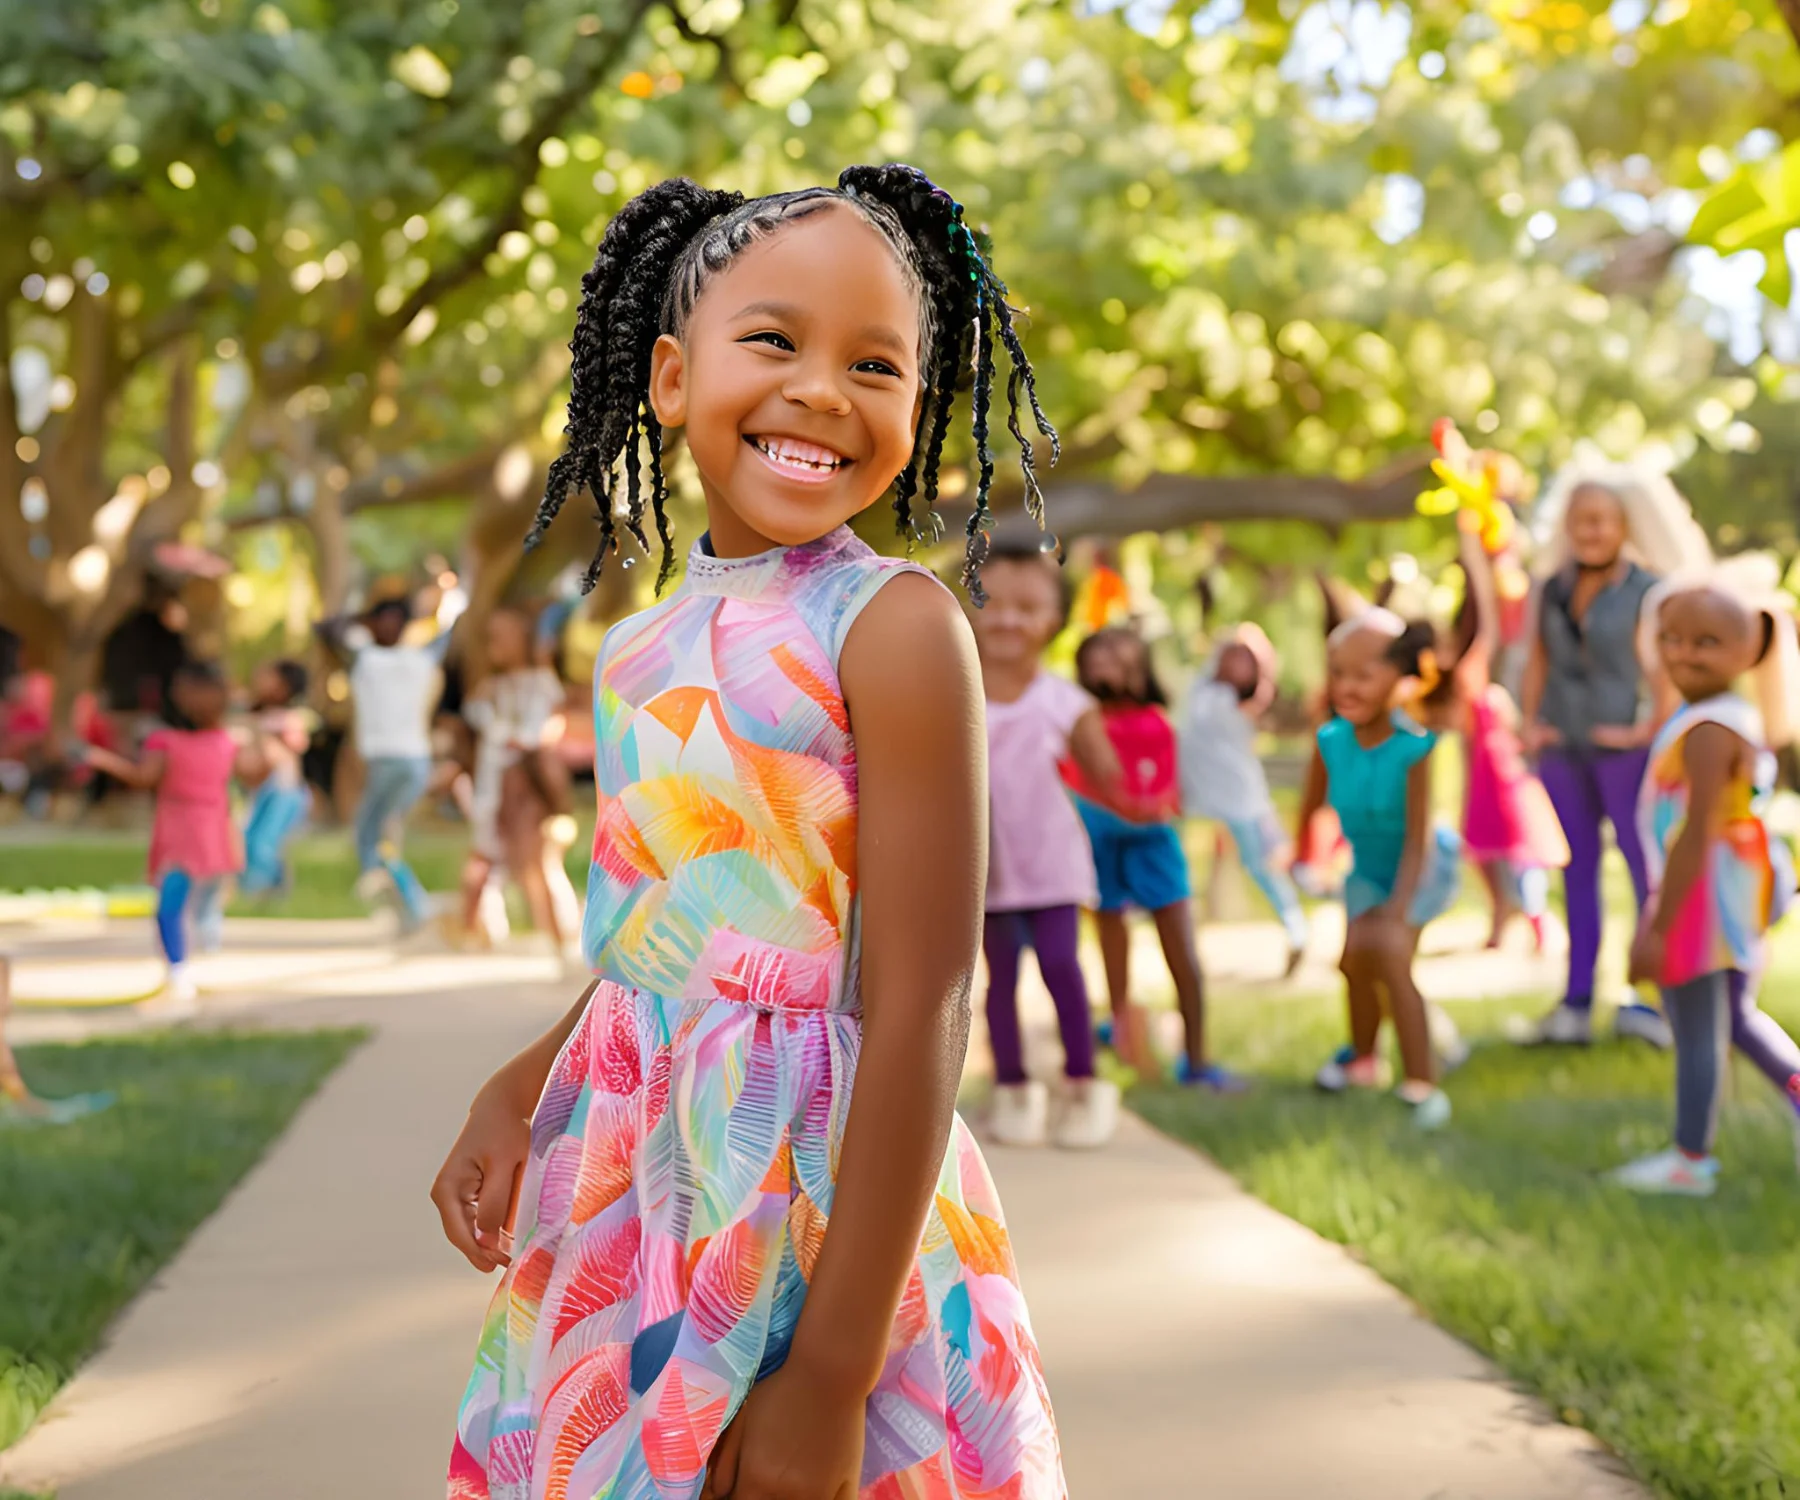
top-left (731, 299), bottom-right (909, 357)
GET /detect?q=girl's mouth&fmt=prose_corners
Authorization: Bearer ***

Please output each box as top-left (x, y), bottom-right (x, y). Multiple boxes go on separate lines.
top-left (746, 434), bottom-right (851, 484)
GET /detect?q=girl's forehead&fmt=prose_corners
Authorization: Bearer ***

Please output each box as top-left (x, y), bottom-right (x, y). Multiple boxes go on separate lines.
top-left (1662, 587), bottom-right (1748, 633)
top-left (1330, 625), bottom-right (1394, 664)
top-left (693, 204), bottom-right (919, 324)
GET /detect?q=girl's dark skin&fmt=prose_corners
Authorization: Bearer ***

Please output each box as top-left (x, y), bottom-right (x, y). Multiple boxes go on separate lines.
top-left (431, 203), bottom-right (984, 1500)
top-left (1293, 626), bottom-right (1437, 1088)
top-left (1628, 588), bottom-right (1764, 986)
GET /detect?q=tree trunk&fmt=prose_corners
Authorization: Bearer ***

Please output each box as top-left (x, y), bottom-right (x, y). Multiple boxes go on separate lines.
top-left (1778, 0), bottom-right (1800, 50)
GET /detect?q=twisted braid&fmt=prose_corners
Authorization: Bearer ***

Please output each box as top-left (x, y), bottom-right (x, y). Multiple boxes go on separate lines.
top-left (531, 164), bottom-right (1057, 598)
top-left (528, 178), bottom-right (745, 584)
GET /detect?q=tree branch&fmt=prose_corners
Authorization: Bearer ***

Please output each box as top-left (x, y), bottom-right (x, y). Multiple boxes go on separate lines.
top-left (337, 0), bottom-right (660, 373)
top-left (668, 0), bottom-right (745, 93)
top-left (947, 454), bottom-right (1434, 542)
top-left (1777, 0), bottom-right (1800, 52)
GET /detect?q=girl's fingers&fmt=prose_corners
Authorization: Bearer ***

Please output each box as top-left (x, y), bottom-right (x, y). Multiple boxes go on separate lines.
top-left (472, 1154), bottom-right (519, 1265)
top-left (432, 1160), bottom-right (494, 1268)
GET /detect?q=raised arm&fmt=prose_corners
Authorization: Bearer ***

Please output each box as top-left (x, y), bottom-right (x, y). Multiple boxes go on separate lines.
top-left (1453, 525), bottom-right (1500, 696)
top-left (705, 573), bottom-right (984, 1498)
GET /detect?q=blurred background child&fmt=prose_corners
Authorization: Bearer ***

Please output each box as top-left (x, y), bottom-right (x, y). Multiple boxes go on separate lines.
top-left (453, 608), bottom-right (579, 964)
top-left (1071, 625), bottom-right (1245, 1092)
top-left (1297, 613), bottom-right (1460, 1128)
top-left (1615, 562), bottom-right (1800, 1194)
top-left (318, 593), bottom-right (452, 935)
top-left (79, 661), bottom-right (259, 1012)
top-left (238, 658), bottom-right (313, 900)
top-left (974, 544), bottom-right (1123, 1149)
top-left (1180, 622), bottom-right (1310, 976)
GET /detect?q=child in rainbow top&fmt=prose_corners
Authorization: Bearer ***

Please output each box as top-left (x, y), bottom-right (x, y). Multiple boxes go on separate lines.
top-left (1617, 560), bottom-right (1800, 1194)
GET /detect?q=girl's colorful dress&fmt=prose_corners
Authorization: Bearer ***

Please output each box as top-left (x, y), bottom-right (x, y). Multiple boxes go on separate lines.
top-left (1638, 694), bottom-right (1790, 986)
top-left (451, 527), bottom-right (1066, 1500)
top-left (1462, 687), bottom-right (1568, 870)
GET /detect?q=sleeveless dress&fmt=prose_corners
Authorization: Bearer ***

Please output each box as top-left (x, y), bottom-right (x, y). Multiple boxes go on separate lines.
top-left (1461, 688), bottom-right (1568, 870)
top-left (1638, 694), bottom-right (1792, 986)
top-left (1317, 713), bottom-right (1461, 926)
top-left (450, 526), bottom-right (1066, 1500)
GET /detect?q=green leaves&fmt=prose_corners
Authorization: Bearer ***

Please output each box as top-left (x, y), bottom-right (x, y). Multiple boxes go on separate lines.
top-left (1689, 141), bottom-right (1800, 305)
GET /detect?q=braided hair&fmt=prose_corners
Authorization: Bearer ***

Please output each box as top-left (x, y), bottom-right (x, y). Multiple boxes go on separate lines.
top-left (525, 164), bottom-right (1059, 602)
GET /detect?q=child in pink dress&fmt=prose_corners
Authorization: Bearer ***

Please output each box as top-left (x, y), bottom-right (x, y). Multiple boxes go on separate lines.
top-left (84, 661), bottom-right (255, 1011)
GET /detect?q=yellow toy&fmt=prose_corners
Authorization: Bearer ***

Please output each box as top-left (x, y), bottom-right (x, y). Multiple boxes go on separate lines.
top-left (1415, 417), bottom-right (1516, 556)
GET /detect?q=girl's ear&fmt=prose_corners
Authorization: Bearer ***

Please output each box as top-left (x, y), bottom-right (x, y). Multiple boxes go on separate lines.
top-left (648, 334), bottom-right (687, 428)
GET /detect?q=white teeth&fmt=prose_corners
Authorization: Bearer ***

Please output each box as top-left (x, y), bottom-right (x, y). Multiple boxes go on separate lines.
top-left (755, 437), bottom-right (844, 471)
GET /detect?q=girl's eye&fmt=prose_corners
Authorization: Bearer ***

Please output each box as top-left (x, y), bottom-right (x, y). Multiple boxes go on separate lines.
top-left (740, 330), bottom-right (794, 351)
top-left (853, 358), bottom-right (901, 377)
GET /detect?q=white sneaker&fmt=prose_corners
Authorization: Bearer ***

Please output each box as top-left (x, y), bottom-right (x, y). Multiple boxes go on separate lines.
top-left (1053, 1078), bottom-right (1120, 1150)
top-left (1613, 1003), bottom-right (1674, 1051)
top-left (1396, 1082), bottom-right (1452, 1131)
top-left (142, 967), bottom-right (200, 1020)
top-left (989, 1081), bottom-right (1049, 1148)
top-left (1608, 1148), bottom-right (1718, 1196)
top-left (1510, 1002), bottom-right (1593, 1046)
top-left (353, 868), bottom-right (390, 904)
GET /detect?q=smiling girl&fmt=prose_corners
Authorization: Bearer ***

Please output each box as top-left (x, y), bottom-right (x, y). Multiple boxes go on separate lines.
top-left (432, 169), bottom-right (1066, 1500)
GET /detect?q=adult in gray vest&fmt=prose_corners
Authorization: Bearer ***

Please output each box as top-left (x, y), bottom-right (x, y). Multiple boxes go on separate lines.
top-left (1518, 479), bottom-right (1676, 1047)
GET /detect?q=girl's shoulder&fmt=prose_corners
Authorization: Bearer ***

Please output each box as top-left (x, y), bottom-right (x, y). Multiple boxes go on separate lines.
top-left (1655, 694), bottom-right (1764, 760)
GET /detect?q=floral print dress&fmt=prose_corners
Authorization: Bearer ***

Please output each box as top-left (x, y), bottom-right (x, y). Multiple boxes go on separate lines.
top-left (450, 527), bottom-right (1066, 1500)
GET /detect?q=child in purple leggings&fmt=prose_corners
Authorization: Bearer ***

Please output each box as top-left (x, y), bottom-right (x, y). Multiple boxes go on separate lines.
top-left (973, 544), bottom-right (1124, 1150)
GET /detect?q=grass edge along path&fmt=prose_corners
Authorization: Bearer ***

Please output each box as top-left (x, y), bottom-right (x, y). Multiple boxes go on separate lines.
top-left (0, 1027), bottom-right (366, 1455)
top-left (1132, 980), bottom-right (1800, 1500)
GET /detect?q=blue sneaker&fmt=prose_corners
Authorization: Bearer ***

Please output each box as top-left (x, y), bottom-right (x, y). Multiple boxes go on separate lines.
top-left (1095, 1017), bottom-right (1115, 1050)
top-left (1176, 1058), bottom-right (1250, 1093)
top-left (1614, 1003), bottom-right (1673, 1051)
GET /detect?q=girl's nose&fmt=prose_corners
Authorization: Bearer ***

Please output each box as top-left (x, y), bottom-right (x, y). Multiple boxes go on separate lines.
top-left (782, 360), bottom-right (853, 415)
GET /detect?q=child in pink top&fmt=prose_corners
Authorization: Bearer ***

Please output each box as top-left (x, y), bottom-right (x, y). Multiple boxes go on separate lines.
top-left (1070, 626), bottom-right (1245, 1092)
top-left (84, 661), bottom-right (256, 1011)
top-left (974, 545), bottom-right (1126, 1150)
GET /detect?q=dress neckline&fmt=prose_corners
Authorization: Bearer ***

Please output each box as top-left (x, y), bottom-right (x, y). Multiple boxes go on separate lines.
top-left (684, 525), bottom-right (855, 592)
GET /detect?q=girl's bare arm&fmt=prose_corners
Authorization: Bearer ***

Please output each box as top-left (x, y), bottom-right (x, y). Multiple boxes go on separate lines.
top-left (790, 573), bottom-right (984, 1394)
top-left (81, 746), bottom-right (166, 790)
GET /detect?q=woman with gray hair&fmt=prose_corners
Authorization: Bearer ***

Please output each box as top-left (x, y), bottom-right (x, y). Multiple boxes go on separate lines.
top-left (1517, 461), bottom-right (1711, 1046)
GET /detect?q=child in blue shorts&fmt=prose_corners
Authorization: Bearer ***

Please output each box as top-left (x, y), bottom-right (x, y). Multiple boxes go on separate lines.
top-left (1294, 609), bottom-right (1462, 1128)
top-left (1068, 627), bottom-right (1245, 1091)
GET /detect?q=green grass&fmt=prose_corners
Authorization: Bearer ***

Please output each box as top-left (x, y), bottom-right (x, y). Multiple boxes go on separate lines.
top-left (0, 1028), bottom-right (364, 1452)
top-left (1133, 938), bottom-right (1800, 1500)
top-left (0, 825), bottom-right (591, 920)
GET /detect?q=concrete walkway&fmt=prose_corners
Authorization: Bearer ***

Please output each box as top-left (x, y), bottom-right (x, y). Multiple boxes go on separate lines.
top-left (1, 925), bottom-right (1643, 1499)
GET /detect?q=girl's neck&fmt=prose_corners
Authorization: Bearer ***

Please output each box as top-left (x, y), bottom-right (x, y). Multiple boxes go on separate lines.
top-left (1350, 711), bottom-right (1395, 748)
top-left (983, 656), bottom-right (1042, 704)
top-left (702, 494), bottom-right (783, 561)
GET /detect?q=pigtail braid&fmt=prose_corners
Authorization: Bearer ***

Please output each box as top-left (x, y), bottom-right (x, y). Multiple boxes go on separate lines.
top-left (528, 178), bottom-right (745, 591)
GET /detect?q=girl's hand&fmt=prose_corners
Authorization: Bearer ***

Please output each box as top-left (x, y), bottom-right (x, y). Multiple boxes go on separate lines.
top-left (1589, 722), bottom-right (1645, 751)
top-left (702, 1358), bottom-right (864, 1500)
top-left (429, 1069), bottom-right (534, 1273)
top-left (1628, 920), bottom-right (1664, 987)
top-left (1521, 721), bottom-right (1561, 756)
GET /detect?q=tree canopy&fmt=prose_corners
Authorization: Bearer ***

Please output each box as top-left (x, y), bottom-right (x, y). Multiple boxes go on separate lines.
top-left (4, 0), bottom-right (1798, 712)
